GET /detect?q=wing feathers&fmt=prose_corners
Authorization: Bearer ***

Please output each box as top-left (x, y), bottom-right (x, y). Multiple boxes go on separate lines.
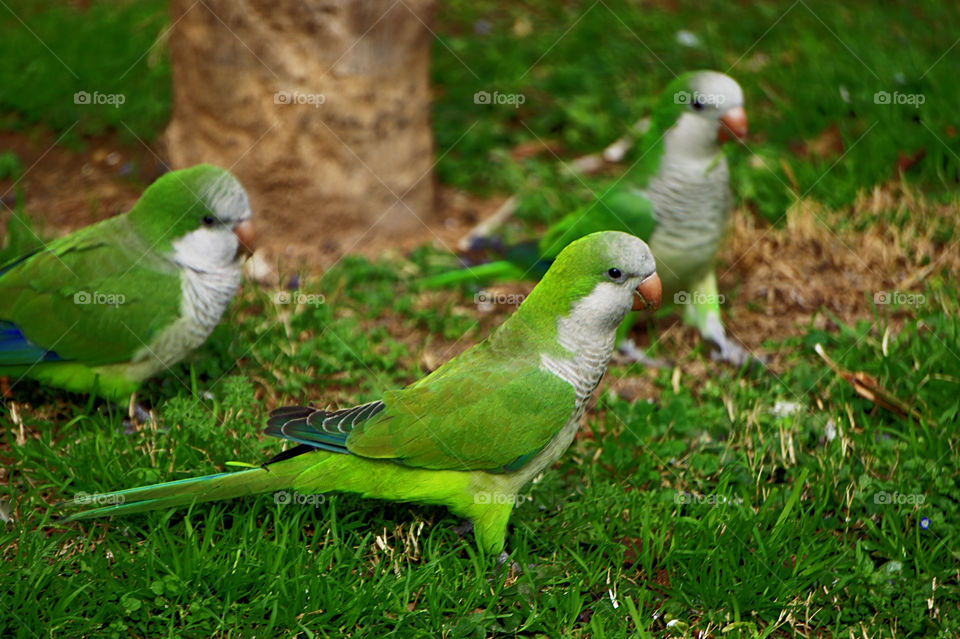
top-left (266, 401), bottom-right (386, 454)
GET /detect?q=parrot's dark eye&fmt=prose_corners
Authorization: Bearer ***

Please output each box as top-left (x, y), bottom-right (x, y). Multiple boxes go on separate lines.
top-left (607, 268), bottom-right (623, 280)
top-left (692, 98), bottom-right (706, 111)
top-left (202, 215), bottom-right (216, 226)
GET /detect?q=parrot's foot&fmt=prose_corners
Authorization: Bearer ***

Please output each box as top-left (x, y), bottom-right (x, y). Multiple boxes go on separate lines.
top-left (454, 523), bottom-right (520, 573)
top-left (457, 196), bottom-right (517, 252)
top-left (496, 551), bottom-right (521, 574)
top-left (102, 401), bottom-right (153, 434)
top-left (451, 519), bottom-right (474, 538)
top-left (614, 339), bottom-right (671, 369)
top-left (127, 403), bottom-right (154, 427)
top-left (699, 313), bottom-right (766, 369)
top-left (708, 336), bottom-right (766, 369)
top-left (127, 393), bottom-right (154, 427)
top-left (123, 403), bottom-right (153, 435)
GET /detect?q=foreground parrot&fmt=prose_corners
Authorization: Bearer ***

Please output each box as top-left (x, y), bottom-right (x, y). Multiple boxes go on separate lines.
top-left (0, 164), bottom-right (254, 400)
top-left (425, 70), bottom-right (752, 365)
top-left (60, 231), bottom-right (662, 556)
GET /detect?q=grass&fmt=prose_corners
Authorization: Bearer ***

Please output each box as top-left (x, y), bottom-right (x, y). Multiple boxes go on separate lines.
top-left (0, 0), bottom-right (169, 142)
top-left (2, 0), bottom-right (960, 637)
top-left (432, 1), bottom-right (960, 222)
top-left (4, 273), bottom-right (957, 637)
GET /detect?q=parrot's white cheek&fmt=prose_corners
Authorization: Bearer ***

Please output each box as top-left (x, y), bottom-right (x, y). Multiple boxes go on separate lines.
top-left (172, 228), bottom-right (240, 271)
top-left (666, 113), bottom-right (724, 160)
top-left (562, 281), bottom-right (634, 339)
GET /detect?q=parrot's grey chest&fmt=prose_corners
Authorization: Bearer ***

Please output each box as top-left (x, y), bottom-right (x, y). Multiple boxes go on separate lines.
top-left (530, 322), bottom-right (618, 479)
top-left (527, 346), bottom-right (609, 482)
top-left (643, 156), bottom-right (731, 287)
top-left (130, 266), bottom-right (242, 374)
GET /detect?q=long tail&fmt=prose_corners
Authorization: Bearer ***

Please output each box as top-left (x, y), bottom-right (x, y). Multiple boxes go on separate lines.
top-left (420, 241), bottom-right (551, 288)
top-left (419, 260), bottom-right (528, 288)
top-left (58, 453), bottom-right (317, 521)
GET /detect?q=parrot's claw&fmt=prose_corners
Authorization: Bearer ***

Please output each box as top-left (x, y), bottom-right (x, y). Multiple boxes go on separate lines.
top-left (104, 401), bottom-right (153, 434)
top-left (709, 337), bottom-right (766, 369)
top-left (496, 550), bottom-right (521, 574)
top-left (451, 519), bottom-right (474, 538)
top-left (453, 523), bottom-right (520, 573)
top-left (129, 403), bottom-right (154, 426)
top-left (700, 314), bottom-right (766, 369)
top-left (136, 405), bottom-right (153, 423)
top-left (614, 339), bottom-right (671, 368)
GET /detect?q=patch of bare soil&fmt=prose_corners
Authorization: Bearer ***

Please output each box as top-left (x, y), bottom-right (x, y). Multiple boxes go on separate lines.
top-left (370, 186), bottom-right (512, 263)
top-left (722, 182), bottom-right (958, 350)
top-left (0, 129), bottom-right (165, 237)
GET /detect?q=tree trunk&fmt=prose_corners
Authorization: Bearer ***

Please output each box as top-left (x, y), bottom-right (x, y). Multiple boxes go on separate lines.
top-left (164, 0), bottom-right (436, 266)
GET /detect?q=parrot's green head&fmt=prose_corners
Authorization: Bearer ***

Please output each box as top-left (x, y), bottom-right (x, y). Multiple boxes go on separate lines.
top-left (652, 70), bottom-right (747, 155)
top-left (508, 231), bottom-right (661, 351)
top-left (127, 164), bottom-right (254, 270)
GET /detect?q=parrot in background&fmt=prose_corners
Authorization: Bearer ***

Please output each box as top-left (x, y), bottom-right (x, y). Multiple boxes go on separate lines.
top-left (0, 164), bottom-right (254, 401)
top-left (424, 70), bottom-right (755, 366)
top-left (60, 231), bottom-right (663, 558)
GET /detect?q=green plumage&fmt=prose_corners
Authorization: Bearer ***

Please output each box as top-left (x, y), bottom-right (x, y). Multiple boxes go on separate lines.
top-left (0, 164), bottom-right (251, 398)
top-left (61, 231), bottom-right (660, 555)
top-left (351, 346), bottom-right (576, 470)
top-left (0, 216), bottom-right (181, 389)
top-left (539, 188), bottom-right (659, 260)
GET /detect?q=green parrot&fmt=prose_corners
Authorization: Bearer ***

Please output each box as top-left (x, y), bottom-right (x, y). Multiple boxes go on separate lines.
top-left (425, 71), bottom-right (753, 365)
top-left (60, 231), bottom-right (662, 557)
top-left (0, 164), bottom-right (254, 400)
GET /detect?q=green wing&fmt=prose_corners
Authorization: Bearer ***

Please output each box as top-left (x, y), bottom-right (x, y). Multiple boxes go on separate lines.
top-left (0, 215), bottom-right (182, 366)
top-left (348, 342), bottom-right (577, 471)
top-left (268, 341), bottom-right (577, 473)
top-left (539, 187), bottom-right (658, 259)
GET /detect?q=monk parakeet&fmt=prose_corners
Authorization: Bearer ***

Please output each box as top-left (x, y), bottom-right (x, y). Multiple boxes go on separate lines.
top-left (0, 164), bottom-right (254, 400)
top-left (60, 231), bottom-right (662, 556)
top-left (426, 71), bottom-right (753, 365)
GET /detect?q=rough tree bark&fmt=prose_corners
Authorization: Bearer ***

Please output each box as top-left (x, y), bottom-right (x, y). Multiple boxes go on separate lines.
top-left (164, 0), bottom-right (436, 266)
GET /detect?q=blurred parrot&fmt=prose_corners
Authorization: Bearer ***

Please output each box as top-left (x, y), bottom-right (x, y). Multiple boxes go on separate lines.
top-left (60, 231), bottom-right (662, 557)
top-left (0, 164), bottom-right (254, 400)
top-left (424, 71), bottom-right (754, 365)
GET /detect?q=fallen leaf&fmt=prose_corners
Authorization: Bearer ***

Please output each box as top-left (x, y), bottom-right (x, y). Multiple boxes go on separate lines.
top-left (814, 343), bottom-right (924, 422)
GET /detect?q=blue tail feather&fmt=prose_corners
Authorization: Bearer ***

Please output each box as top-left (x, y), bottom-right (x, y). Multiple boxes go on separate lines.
top-left (0, 321), bottom-right (62, 366)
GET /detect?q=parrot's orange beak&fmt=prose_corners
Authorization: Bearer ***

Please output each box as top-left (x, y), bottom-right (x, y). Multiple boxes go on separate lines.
top-left (233, 219), bottom-right (255, 257)
top-left (717, 106), bottom-right (748, 143)
top-left (633, 272), bottom-right (662, 311)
